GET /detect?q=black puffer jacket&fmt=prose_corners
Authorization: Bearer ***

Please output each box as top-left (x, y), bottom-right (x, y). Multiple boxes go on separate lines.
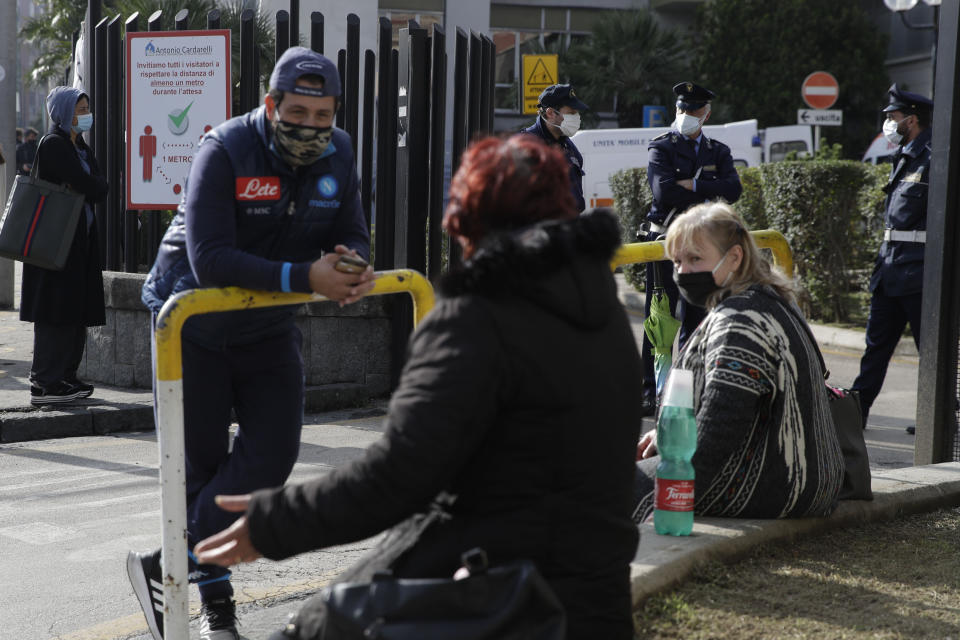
top-left (247, 209), bottom-right (643, 639)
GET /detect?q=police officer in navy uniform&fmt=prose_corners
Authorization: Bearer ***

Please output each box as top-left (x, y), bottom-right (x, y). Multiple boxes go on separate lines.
top-left (522, 84), bottom-right (587, 211)
top-left (640, 82), bottom-right (742, 415)
top-left (852, 84), bottom-right (932, 434)
top-left (128, 47), bottom-right (375, 640)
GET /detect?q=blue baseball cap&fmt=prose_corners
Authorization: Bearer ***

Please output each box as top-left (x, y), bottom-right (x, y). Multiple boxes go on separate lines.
top-left (269, 46), bottom-right (341, 98)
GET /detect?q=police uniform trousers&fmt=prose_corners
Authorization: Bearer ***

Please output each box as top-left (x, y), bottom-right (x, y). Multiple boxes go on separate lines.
top-left (851, 282), bottom-right (921, 425)
top-left (641, 258), bottom-right (706, 397)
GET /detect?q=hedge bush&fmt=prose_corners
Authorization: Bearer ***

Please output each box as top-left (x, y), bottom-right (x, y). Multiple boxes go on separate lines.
top-left (609, 161), bottom-right (889, 322)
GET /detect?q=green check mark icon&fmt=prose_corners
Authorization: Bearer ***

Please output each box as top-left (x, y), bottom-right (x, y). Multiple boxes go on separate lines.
top-left (168, 101), bottom-right (194, 129)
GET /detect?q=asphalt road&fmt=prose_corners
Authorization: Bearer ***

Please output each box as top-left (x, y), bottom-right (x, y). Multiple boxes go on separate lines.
top-left (0, 313), bottom-right (919, 640)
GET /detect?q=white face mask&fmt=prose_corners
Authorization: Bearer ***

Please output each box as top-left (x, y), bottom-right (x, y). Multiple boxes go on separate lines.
top-left (675, 110), bottom-right (706, 137)
top-left (555, 112), bottom-right (580, 137)
top-left (883, 117), bottom-right (904, 145)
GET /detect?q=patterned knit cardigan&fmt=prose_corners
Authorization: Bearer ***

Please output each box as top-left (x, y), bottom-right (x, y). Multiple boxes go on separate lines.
top-left (635, 285), bottom-right (844, 521)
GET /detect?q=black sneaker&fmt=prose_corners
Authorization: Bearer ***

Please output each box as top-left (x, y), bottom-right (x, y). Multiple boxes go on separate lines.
top-left (127, 549), bottom-right (165, 640)
top-left (199, 597), bottom-right (240, 640)
top-left (30, 382), bottom-right (86, 406)
top-left (64, 379), bottom-right (94, 398)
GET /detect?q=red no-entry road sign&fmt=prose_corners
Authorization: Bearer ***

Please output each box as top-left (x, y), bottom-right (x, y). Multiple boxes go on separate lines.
top-left (801, 71), bottom-right (839, 110)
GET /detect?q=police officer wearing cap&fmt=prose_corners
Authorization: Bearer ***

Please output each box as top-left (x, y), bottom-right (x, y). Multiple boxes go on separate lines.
top-left (639, 82), bottom-right (742, 415)
top-left (522, 84), bottom-right (588, 211)
top-left (130, 47), bottom-right (374, 639)
top-left (852, 84), bottom-right (932, 435)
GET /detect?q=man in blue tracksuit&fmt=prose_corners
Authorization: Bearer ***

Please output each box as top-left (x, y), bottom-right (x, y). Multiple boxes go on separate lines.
top-left (127, 47), bottom-right (374, 640)
top-left (522, 83), bottom-right (588, 212)
top-left (852, 84), bottom-right (932, 434)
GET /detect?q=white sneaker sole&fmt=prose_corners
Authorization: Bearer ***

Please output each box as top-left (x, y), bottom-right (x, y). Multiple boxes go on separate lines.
top-left (126, 551), bottom-right (164, 640)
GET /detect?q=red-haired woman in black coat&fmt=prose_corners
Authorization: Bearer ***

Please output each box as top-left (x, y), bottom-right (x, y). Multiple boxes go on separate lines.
top-left (196, 135), bottom-right (643, 639)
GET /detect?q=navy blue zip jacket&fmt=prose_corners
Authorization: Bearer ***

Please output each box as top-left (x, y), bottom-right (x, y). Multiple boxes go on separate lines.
top-left (522, 117), bottom-right (585, 212)
top-left (142, 105), bottom-right (370, 347)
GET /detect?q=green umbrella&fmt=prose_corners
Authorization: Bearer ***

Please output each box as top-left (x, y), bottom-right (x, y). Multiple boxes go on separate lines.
top-left (643, 279), bottom-right (681, 396)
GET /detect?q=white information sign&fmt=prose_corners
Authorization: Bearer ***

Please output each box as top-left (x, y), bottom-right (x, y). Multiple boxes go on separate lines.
top-left (797, 109), bottom-right (842, 126)
top-left (126, 30), bottom-right (231, 209)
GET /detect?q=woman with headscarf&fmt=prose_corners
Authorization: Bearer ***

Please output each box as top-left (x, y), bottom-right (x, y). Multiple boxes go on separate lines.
top-left (193, 135), bottom-right (644, 639)
top-left (20, 86), bottom-right (107, 405)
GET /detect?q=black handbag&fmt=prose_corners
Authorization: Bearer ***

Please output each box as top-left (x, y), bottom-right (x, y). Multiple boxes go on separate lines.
top-left (781, 297), bottom-right (873, 501)
top-left (825, 385), bottom-right (873, 500)
top-left (272, 497), bottom-right (566, 640)
top-left (316, 549), bottom-right (565, 640)
top-left (0, 135), bottom-right (83, 270)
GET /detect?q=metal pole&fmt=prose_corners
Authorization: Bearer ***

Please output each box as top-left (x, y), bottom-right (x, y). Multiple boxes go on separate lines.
top-left (361, 49), bottom-right (375, 231)
top-left (105, 15), bottom-right (123, 271)
top-left (374, 17), bottom-right (395, 271)
top-left (94, 17), bottom-right (109, 264)
top-left (916, 0), bottom-right (960, 463)
top-left (468, 31), bottom-right (482, 140)
top-left (174, 9), bottom-right (189, 31)
top-left (480, 35), bottom-right (492, 134)
top-left (448, 28), bottom-right (468, 269)
top-left (276, 10), bottom-right (290, 62)
top-left (146, 11), bottom-right (164, 267)
top-left (310, 12), bottom-right (324, 55)
top-left (124, 13), bottom-right (141, 274)
top-left (0, 0), bottom-right (16, 307)
top-left (240, 10), bottom-right (256, 114)
top-left (336, 49), bottom-right (346, 130)
top-left (207, 8), bottom-right (221, 30)
top-left (345, 14), bottom-right (360, 157)
top-left (289, 0), bottom-right (300, 47)
top-left (427, 25), bottom-right (446, 279)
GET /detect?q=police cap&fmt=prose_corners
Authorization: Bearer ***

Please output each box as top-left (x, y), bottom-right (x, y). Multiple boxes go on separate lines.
top-left (673, 81), bottom-right (715, 111)
top-left (537, 84), bottom-right (589, 112)
top-left (882, 83), bottom-right (932, 115)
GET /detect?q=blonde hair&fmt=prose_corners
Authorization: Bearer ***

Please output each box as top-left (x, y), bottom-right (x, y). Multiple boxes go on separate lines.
top-left (664, 202), bottom-right (796, 308)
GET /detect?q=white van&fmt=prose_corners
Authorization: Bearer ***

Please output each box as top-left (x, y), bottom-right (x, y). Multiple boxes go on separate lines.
top-left (573, 121), bottom-right (812, 209)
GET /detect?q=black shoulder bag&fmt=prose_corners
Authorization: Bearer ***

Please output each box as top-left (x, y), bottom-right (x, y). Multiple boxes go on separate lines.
top-left (0, 135), bottom-right (84, 270)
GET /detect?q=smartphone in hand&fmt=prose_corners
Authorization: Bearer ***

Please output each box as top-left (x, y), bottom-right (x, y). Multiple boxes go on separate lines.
top-left (334, 254), bottom-right (369, 274)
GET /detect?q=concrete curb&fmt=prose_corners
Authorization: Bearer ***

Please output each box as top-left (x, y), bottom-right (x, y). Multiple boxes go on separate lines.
top-left (629, 462), bottom-right (960, 604)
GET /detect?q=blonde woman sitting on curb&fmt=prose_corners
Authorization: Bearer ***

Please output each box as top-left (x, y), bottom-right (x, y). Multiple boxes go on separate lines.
top-left (634, 202), bottom-right (844, 521)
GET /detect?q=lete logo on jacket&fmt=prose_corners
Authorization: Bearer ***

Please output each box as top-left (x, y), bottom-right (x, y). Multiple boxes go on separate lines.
top-left (236, 177), bottom-right (282, 201)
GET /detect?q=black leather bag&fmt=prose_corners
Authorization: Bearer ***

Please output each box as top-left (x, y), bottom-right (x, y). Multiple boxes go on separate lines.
top-left (315, 549), bottom-right (566, 640)
top-left (780, 296), bottom-right (873, 501)
top-left (0, 136), bottom-right (83, 270)
top-left (826, 385), bottom-right (873, 500)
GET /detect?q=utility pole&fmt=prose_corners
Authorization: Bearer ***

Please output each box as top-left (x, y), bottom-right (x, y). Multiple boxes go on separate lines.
top-left (0, 0), bottom-right (18, 309)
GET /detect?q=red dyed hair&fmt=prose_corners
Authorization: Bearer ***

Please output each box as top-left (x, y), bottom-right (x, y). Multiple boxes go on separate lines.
top-left (443, 135), bottom-right (577, 258)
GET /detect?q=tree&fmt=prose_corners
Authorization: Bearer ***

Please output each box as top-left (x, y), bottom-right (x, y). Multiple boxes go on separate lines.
top-left (20, 0), bottom-right (276, 100)
top-left (19, 0), bottom-right (86, 85)
top-left (562, 10), bottom-right (683, 127)
top-left (692, 0), bottom-right (889, 159)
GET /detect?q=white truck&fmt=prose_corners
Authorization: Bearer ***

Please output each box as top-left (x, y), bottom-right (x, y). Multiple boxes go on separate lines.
top-left (572, 121), bottom-right (813, 209)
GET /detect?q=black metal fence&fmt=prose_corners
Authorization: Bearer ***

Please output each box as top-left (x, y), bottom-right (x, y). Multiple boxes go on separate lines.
top-left (85, 4), bottom-right (495, 281)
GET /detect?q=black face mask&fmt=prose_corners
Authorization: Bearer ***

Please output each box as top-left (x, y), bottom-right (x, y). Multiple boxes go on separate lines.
top-left (673, 253), bottom-right (729, 308)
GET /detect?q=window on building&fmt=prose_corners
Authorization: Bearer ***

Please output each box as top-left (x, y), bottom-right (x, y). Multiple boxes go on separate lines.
top-left (490, 5), bottom-right (614, 116)
top-left (379, 6), bottom-right (445, 50)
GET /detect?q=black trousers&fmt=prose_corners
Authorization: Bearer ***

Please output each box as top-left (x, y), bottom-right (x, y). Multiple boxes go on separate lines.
top-left (31, 322), bottom-right (87, 388)
top-left (851, 284), bottom-right (921, 426)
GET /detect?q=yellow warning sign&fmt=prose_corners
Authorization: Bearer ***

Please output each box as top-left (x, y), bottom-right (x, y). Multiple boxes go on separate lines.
top-left (522, 54), bottom-right (558, 115)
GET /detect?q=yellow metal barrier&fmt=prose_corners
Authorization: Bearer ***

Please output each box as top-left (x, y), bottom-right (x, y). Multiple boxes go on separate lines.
top-left (152, 269), bottom-right (434, 640)
top-left (610, 229), bottom-right (794, 277)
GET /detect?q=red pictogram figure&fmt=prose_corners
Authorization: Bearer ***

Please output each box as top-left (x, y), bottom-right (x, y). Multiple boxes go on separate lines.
top-left (140, 125), bottom-right (157, 182)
